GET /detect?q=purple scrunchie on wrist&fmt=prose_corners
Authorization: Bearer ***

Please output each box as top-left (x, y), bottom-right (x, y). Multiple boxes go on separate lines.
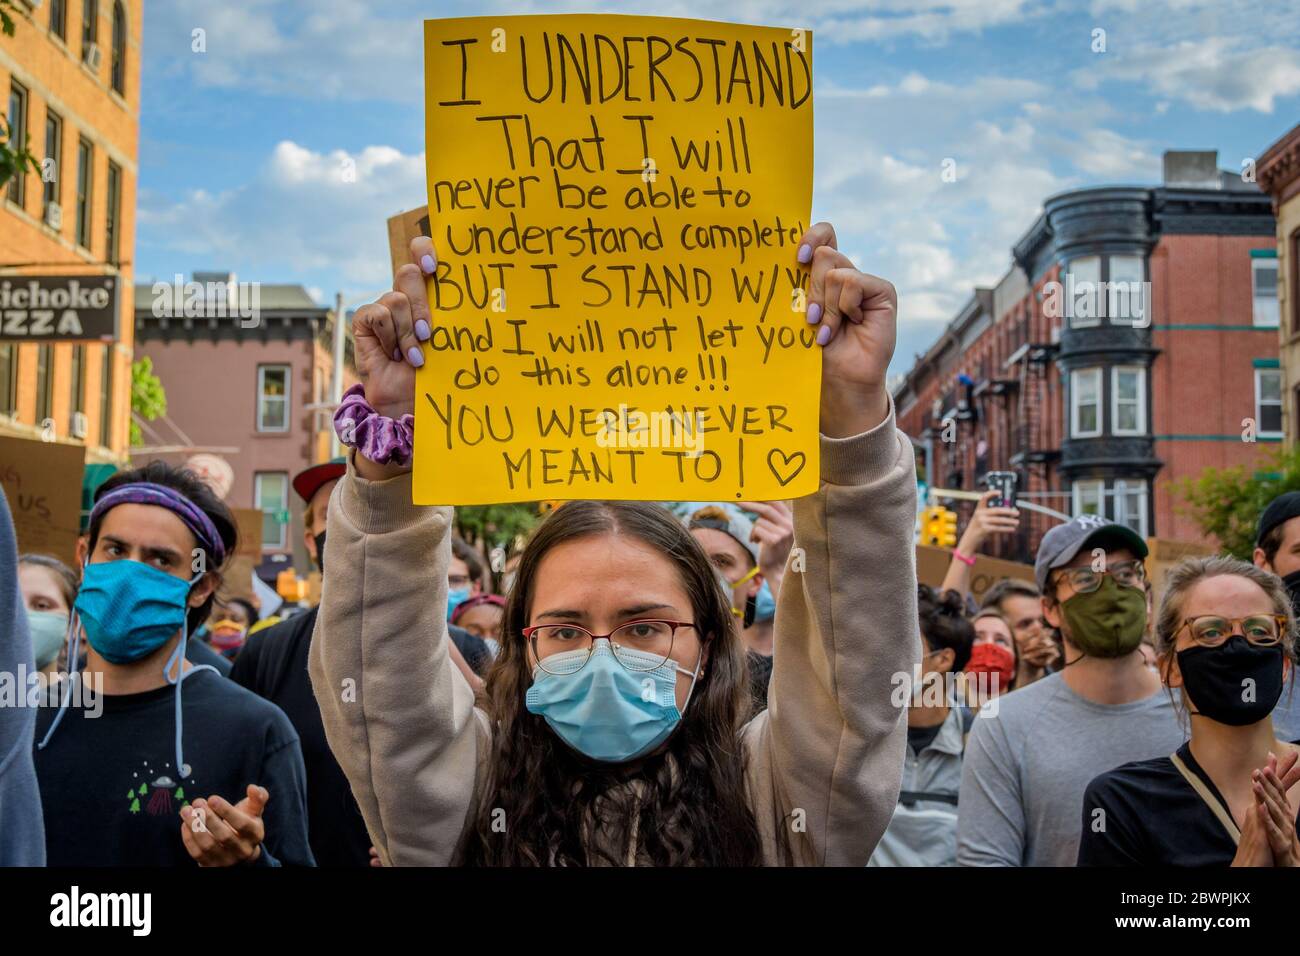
top-left (333, 383), bottom-right (415, 466)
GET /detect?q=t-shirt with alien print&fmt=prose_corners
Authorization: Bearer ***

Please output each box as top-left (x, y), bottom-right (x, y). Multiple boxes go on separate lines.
top-left (34, 668), bottom-right (314, 866)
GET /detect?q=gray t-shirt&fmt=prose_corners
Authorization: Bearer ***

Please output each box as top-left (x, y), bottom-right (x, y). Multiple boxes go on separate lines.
top-left (957, 672), bottom-right (1185, 866)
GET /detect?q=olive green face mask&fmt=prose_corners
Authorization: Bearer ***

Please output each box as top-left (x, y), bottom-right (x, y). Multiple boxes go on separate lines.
top-left (1058, 574), bottom-right (1147, 659)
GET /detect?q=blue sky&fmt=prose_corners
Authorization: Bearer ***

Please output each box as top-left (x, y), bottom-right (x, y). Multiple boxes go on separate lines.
top-left (134, 0), bottom-right (1300, 377)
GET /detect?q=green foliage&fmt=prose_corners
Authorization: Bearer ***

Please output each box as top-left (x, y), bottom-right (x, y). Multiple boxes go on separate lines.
top-left (1175, 444), bottom-right (1300, 560)
top-left (0, 115), bottom-right (39, 194)
top-left (454, 504), bottom-right (542, 557)
top-left (130, 357), bottom-right (168, 447)
top-left (0, 0), bottom-right (17, 37)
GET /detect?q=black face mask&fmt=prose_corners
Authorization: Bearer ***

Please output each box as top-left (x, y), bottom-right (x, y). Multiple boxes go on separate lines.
top-left (314, 531), bottom-right (327, 575)
top-left (1177, 636), bottom-right (1285, 726)
top-left (1281, 569), bottom-right (1300, 621)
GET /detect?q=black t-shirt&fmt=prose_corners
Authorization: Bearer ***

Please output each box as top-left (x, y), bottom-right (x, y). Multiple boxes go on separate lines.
top-left (34, 668), bottom-right (313, 867)
top-left (185, 636), bottom-right (232, 676)
top-left (1078, 739), bottom-right (1300, 866)
top-left (231, 606), bottom-right (369, 867)
top-left (230, 607), bottom-right (492, 866)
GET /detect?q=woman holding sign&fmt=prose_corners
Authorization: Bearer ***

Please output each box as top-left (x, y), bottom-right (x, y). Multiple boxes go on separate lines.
top-left (308, 222), bottom-right (917, 865)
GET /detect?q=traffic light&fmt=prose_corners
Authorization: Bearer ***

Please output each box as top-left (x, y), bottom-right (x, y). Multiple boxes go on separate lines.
top-left (921, 506), bottom-right (959, 548)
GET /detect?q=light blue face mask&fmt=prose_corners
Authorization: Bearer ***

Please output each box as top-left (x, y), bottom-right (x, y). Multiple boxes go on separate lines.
top-left (447, 587), bottom-right (472, 622)
top-left (753, 580), bottom-right (776, 624)
top-left (525, 640), bottom-right (703, 763)
top-left (26, 609), bottom-right (69, 669)
top-left (41, 559), bottom-right (217, 779)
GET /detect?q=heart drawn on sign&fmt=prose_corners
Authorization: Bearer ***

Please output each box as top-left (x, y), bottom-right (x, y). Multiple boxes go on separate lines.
top-left (767, 449), bottom-right (807, 487)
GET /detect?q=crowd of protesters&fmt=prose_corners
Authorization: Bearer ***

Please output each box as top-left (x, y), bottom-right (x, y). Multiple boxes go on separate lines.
top-left (1, 223), bottom-right (1297, 867)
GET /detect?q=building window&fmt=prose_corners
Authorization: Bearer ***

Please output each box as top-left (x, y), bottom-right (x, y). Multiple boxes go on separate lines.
top-left (1070, 367), bottom-right (1102, 438)
top-left (81, 0), bottom-right (98, 61)
top-left (6, 81), bottom-right (28, 208)
top-left (1107, 254), bottom-right (1146, 326)
top-left (1111, 366), bottom-right (1147, 436)
top-left (50, 0), bottom-right (68, 39)
top-left (1253, 258), bottom-right (1279, 327)
top-left (254, 473), bottom-right (289, 550)
top-left (35, 344), bottom-right (54, 426)
top-left (98, 344), bottom-right (112, 446)
top-left (0, 344), bottom-right (16, 415)
top-left (105, 161), bottom-right (121, 264)
top-left (1257, 368), bottom-right (1283, 438)
top-left (1073, 479), bottom-right (1105, 518)
top-left (257, 365), bottom-right (290, 432)
top-left (68, 345), bottom-right (86, 436)
top-left (1113, 480), bottom-right (1150, 538)
top-left (1067, 256), bottom-right (1101, 329)
top-left (75, 137), bottom-right (93, 249)
top-left (43, 109), bottom-right (63, 223)
top-left (110, 2), bottom-right (127, 93)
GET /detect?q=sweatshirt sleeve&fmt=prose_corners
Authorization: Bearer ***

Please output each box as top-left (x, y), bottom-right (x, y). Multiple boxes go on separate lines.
top-left (255, 720), bottom-right (315, 867)
top-left (742, 401), bottom-right (918, 866)
top-left (956, 713), bottom-right (1025, 866)
top-left (0, 487), bottom-right (46, 866)
top-left (306, 454), bottom-right (484, 866)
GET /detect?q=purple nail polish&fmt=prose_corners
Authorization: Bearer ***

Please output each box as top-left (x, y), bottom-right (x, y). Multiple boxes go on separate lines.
top-left (420, 254), bottom-right (437, 275)
top-left (406, 346), bottom-right (425, 368)
top-left (797, 244), bottom-right (813, 264)
top-left (415, 319), bottom-right (431, 341)
top-left (807, 302), bottom-right (822, 324)
top-left (816, 324), bottom-right (832, 346)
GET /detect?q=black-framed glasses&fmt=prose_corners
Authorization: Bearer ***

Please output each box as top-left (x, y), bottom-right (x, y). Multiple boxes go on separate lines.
top-left (1053, 559), bottom-right (1146, 594)
top-left (522, 620), bottom-right (696, 675)
top-left (1176, 614), bottom-right (1287, 649)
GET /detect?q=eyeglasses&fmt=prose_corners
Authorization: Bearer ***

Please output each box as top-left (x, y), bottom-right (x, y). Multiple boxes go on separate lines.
top-left (1052, 559), bottom-right (1146, 594)
top-left (1176, 614), bottom-right (1287, 649)
top-left (522, 620), bottom-right (696, 675)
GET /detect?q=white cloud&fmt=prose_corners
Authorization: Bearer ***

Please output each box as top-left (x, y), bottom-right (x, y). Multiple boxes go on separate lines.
top-left (138, 140), bottom-right (427, 296)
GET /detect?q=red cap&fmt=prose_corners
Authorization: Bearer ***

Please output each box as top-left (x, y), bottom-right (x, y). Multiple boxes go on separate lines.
top-left (292, 457), bottom-right (346, 504)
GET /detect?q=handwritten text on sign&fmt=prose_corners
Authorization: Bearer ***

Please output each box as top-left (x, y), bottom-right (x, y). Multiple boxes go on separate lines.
top-left (416, 15), bottom-right (816, 504)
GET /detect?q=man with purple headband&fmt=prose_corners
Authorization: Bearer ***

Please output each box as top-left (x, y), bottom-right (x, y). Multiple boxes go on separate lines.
top-left (33, 461), bottom-right (314, 866)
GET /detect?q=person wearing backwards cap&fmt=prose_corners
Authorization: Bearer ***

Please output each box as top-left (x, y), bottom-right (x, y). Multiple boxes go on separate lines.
top-left (956, 514), bottom-right (1184, 866)
top-left (33, 461), bottom-right (313, 866)
top-left (1253, 491), bottom-right (1300, 741)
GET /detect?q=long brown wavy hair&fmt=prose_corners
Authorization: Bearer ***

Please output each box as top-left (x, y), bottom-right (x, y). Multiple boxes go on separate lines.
top-left (456, 500), bottom-right (764, 866)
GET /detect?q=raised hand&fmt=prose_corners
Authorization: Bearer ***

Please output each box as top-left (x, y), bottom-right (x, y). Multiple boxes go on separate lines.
top-left (959, 490), bottom-right (1021, 554)
top-left (798, 222), bottom-right (897, 439)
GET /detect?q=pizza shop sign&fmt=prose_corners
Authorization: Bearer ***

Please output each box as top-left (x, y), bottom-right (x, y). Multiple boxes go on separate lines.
top-left (0, 275), bottom-right (119, 341)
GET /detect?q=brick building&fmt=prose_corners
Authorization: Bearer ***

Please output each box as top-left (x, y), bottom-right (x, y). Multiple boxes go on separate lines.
top-left (1, 0), bottom-right (140, 464)
top-left (894, 150), bottom-right (1279, 561)
top-left (1258, 123), bottom-right (1300, 444)
top-left (133, 276), bottom-right (355, 573)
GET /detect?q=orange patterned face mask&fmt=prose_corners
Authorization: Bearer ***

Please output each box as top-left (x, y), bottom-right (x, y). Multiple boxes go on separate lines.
top-left (208, 619), bottom-right (246, 652)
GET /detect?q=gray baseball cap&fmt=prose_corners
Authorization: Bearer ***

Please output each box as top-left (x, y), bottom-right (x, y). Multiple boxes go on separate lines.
top-left (1034, 514), bottom-right (1149, 591)
top-left (687, 503), bottom-right (757, 564)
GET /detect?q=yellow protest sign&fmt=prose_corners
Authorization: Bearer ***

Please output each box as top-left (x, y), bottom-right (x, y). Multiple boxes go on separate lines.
top-left (415, 14), bottom-right (816, 505)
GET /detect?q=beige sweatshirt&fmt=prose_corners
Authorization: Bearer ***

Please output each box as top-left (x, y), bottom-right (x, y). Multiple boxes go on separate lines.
top-left (308, 406), bottom-right (919, 866)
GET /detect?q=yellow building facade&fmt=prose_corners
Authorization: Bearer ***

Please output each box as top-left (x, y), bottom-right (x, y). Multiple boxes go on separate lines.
top-left (1, 0), bottom-right (141, 464)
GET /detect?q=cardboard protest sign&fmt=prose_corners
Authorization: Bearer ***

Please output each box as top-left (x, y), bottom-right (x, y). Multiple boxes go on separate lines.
top-left (915, 544), bottom-right (1036, 605)
top-left (0, 436), bottom-right (86, 566)
top-left (416, 14), bottom-right (816, 504)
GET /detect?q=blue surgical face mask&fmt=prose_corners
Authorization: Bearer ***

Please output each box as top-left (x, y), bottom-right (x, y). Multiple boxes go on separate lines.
top-left (753, 580), bottom-right (776, 624)
top-left (447, 587), bottom-right (472, 622)
top-left (74, 560), bottom-right (200, 664)
top-left (26, 609), bottom-right (69, 669)
top-left (525, 640), bottom-right (703, 763)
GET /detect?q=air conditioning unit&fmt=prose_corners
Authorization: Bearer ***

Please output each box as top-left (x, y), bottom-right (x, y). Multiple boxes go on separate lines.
top-left (70, 411), bottom-right (88, 439)
top-left (44, 202), bottom-right (61, 229)
top-left (84, 43), bottom-right (102, 71)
